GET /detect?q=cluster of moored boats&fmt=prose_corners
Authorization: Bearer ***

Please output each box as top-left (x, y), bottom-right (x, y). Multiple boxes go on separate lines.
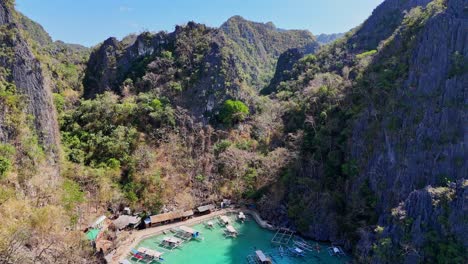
top-left (128, 213), bottom-right (248, 263)
top-left (247, 235), bottom-right (346, 263)
top-left (127, 212), bottom-right (346, 264)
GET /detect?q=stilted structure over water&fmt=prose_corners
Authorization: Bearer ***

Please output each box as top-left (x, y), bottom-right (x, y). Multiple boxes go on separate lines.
top-left (271, 228), bottom-right (294, 245)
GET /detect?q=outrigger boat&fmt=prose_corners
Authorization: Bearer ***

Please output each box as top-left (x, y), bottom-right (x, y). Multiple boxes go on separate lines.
top-left (327, 245), bottom-right (346, 257)
top-left (293, 240), bottom-right (314, 251)
top-left (204, 221), bottom-right (215, 229)
top-left (288, 247), bottom-right (305, 257)
top-left (237, 212), bottom-right (246, 223)
top-left (219, 215), bottom-right (230, 226)
top-left (224, 225), bottom-right (238, 238)
top-left (255, 250), bottom-right (273, 264)
top-left (130, 247), bottom-right (164, 263)
top-left (159, 237), bottom-right (183, 250)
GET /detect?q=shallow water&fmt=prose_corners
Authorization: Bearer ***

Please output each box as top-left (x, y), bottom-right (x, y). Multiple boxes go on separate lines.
top-left (128, 214), bottom-right (349, 264)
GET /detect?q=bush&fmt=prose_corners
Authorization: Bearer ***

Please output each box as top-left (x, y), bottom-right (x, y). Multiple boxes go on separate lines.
top-left (214, 140), bottom-right (232, 155)
top-left (0, 157), bottom-right (11, 179)
top-left (195, 174), bottom-right (205, 182)
top-left (219, 99), bottom-right (249, 125)
top-left (168, 81), bottom-right (182, 92)
top-left (161, 50), bottom-right (173, 60)
top-left (356, 50), bottom-right (377, 59)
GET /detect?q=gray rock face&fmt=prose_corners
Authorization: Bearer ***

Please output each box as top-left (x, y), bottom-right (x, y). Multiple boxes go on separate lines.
top-left (83, 19), bottom-right (318, 122)
top-left (364, 181), bottom-right (467, 263)
top-left (261, 0), bottom-right (467, 261)
top-left (349, 0), bottom-right (433, 51)
top-left (0, 2), bottom-right (60, 176)
top-left (316, 33), bottom-right (345, 45)
top-left (262, 42), bottom-right (319, 95)
top-left (349, 0), bottom-right (467, 259)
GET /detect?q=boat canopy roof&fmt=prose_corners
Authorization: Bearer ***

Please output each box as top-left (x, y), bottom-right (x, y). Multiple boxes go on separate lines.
top-left (138, 247), bottom-right (163, 258)
top-left (179, 225), bottom-right (198, 234)
top-left (226, 225), bottom-right (237, 233)
top-left (163, 236), bottom-right (182, 243)
top-left (295, 247), bottom-right (304, 253)
top-left (256, 250), bottom-right (272, 263)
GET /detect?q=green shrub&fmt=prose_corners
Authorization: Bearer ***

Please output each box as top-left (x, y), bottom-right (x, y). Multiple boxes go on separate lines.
top-left (195, 174), bottom-right (205, 182)
top-left (219, 99), bottom-right (249, 125)
top-left (0, 157), bottom-right (11, 179)
top-left (61, 179), bottom-right (85, 212)
top-left (161, 50), bottom-right (173, 60)
top-left (53, 93), bottom-right (65, 113)
top-left (356, 50), bottom-right (377, 59)
top-left (214, 140), bottom-right (232, 154)
top-left (168, 81), bottom-right (182, 92)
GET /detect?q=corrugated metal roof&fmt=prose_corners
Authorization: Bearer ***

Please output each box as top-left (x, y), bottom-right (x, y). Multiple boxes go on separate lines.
top-left (113, 215), bottom-right (140, 230)
top-left (150, 210), bottom-right (193, 224)
top-left (91, 215), bottom-right (106, 228)
top-left (197, 204), bottom-right (215, 212)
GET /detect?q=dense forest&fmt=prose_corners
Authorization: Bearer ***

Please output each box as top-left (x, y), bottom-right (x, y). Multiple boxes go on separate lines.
top-left (0, 0), bottom-right (466, 263)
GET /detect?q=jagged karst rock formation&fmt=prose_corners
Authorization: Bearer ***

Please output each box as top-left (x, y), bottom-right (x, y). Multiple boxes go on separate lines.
top-left (258, 0), bottom-right (467, 262)
top-left (316, 33), bottom-right (345, 45)
top-left (0, 0), bottom-right (465, 262)
top-left (83, 17), bottom-right (318, 120)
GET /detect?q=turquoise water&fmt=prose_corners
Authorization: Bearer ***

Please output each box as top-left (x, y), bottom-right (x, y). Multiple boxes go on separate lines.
top-left (128, 214), bottom-right (349, 264)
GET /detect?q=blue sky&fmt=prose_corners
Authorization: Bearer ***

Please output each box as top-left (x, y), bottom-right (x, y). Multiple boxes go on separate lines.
top-left (16, 0), bottom-right (384, 47)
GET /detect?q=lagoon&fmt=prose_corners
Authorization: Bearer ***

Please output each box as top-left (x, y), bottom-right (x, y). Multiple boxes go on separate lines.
top-left (127, 214), bottom-right (349, 264)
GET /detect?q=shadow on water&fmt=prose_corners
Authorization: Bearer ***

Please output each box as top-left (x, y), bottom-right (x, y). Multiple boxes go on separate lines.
top-left (223, 213), bottom-right (348, 264)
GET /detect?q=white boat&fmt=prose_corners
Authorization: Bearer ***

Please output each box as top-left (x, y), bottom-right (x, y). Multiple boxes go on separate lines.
top-left (238, 212), bottom-right (246, 222)
top-left (288, 247), bottom-right (305, 257)
top-left (219, 215), bottom-right (230, 225)
top-left (205, 221), bottom-right (214, 229)
top-left (327, 246), bottom-right (346, 257)
top-left (224, 225), bottom-right (238, 237)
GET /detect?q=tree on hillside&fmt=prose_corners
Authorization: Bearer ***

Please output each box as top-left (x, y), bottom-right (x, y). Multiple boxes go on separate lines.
top-left (219, 99), bottom-right (249, 125)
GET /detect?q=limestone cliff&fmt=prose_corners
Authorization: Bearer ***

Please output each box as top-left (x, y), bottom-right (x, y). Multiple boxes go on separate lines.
top-left (260, 0), bottom-right (467, 262)
top-left (0, 1), bottom-right (60, 176)
top-left (83, 18), bottom-right (318, 121)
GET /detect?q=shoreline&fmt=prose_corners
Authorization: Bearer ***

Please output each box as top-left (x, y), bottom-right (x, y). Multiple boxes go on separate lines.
top-left (106, 208), bottom-right (273, 263)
